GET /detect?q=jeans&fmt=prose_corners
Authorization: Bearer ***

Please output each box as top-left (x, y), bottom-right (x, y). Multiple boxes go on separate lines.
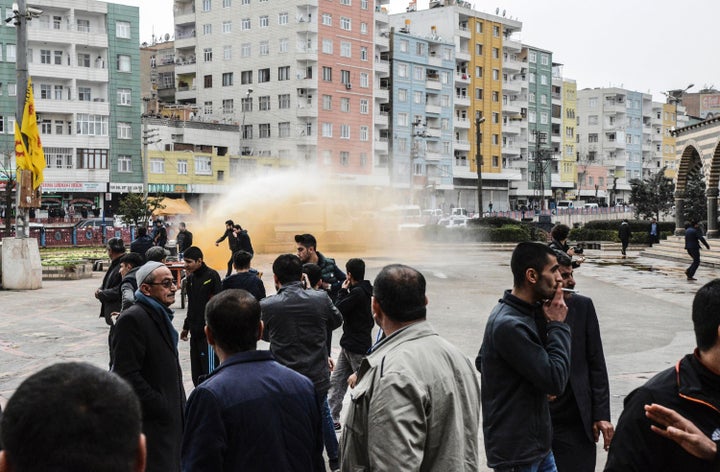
top-left (328, 349), bottom-right (364, 422)
top-left (319, 394), bottom-right (339, 464)
top-left (687, 247), bottom-right (701, 278)
top-left (495, 451), bottom-right (558, 472)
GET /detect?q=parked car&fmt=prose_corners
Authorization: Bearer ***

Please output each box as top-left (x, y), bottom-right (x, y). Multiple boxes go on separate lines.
top-left (584, 203), bottom-right (599, 209)
top-left (74, 218), bottom-right (117, 229)
top-left (438, 215), bottom-right (469, 228)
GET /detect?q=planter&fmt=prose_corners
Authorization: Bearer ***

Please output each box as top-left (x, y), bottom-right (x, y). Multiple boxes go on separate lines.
top-left (42, 262), bottom-right (94, 280)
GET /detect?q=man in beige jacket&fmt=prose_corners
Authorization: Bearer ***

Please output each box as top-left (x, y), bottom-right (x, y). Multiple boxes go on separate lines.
top-left (340, 264), bottom-right (481, 471)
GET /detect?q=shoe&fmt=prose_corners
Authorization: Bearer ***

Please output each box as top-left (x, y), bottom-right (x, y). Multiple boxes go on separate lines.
top-left (687, 277), bottom-right (697, 281)
top-left (333, 422), bottom-right (341, 431)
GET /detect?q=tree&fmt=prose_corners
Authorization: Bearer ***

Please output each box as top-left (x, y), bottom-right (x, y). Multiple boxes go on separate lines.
top-left (629, 167), bottom-right (675, 220)
top-left (117, 193), bottom-right (165, 227)
top-left (681, 170), bottom-right (707, 224)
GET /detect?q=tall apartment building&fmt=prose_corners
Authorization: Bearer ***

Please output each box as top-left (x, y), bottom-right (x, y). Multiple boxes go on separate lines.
top-left (172, 0), bottom-right (391, 186)
top-left (141, 39), bottom-right (176, 109)
top-left (388, 27), bottom-right (454, 209)
top-left (556, 77), bottom-right (577, 198)
top-left (0, 0), bottom-right (141, 216)
top-left (391, 1), bottom-right (522, 212)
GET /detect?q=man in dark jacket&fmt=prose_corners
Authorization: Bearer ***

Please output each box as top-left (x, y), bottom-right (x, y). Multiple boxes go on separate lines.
top-left (478, 242), bottom-right (570, 471)
top-left (618, 219), bottom-right (631, 257)
top-left (221, 250), bottom-right (266, 300)
top-left (180, 246), bottom-right (222, 386)
top-left (95, 237), bottom-right (126, 326)
top-left (233, 224), bottom-right (254, 254)
top-left (261, 254), bottom-right (343, 471)
top-left (111, 261), bottom-right (186, 472)
top-left (175, 222), bottom-right (193, 258)
top-left (685, 220), bottom-right (710, 281)
top-left (295, 233), bottom-right (346, 301)
top-left (604, 278), bottom-right (720, 471)
top-left (328, 258), bottom-right (373, 429)
top-left (152, 219), bottom-right (167, 248)
top-left (130, 226), bottom-right (154, 260)
top-left (215, 219), bottom-right (239, 277)
top-left (182, 289), bottom-right (324, 471)
top-left (545, 251), bottom-right (613, 472)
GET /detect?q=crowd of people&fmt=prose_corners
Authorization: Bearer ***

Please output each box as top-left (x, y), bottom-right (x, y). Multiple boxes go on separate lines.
top-left (2, 221), bottom-right (720, 472)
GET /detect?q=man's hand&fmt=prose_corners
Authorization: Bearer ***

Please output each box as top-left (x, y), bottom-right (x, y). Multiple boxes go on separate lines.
top-left (94, 289), bottom-right (101, 299)
top-left (215, 242), bottom-right (219, 247)
top-left (645, 403), bottom-right (717, 461)
top-left (341, 278), bottom-right (350, 290)
top-left (180, 329), bottom-right (189, 341)
top-left (348, 372), bottom-right (358, 388)
top-left (543, 283), bottom-right (568, 323)
top-left (328, 357), bottom-right (335, 372)
top-left (593, 420), bottom-right (614, 451)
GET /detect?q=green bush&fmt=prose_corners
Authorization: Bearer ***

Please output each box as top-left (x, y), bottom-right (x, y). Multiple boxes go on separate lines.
top-left (488, 225), bottom-right (531, 242)
top-left (583, 219), bottom-right (674, 233)
top-left (470, 216), bottom-right (521, 228)
top-left (568, 228), bottom-right (618, 242)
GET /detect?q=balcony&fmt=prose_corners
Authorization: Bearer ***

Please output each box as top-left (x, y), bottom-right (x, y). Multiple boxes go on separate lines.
top-left (375, 139), bottom-right (388, 153)
top-left (375, 111), bottom-right (388, 126)
top-left (455, 95), bottom-right (470, 107)
top-left (296, 105), bottom-right (318, 118)
top-left (503, 102), bottom-right (522, 115)
top-left (455, 117), bottom-right (470, 128)
top-left (426, 104), bottom-right (441, 115)
top-left (296, 47), bottom-right (318, 62)
top-left (454, 140), bottom-right (470, 151)
top-left (32, 63), bottom-right (107, 82)
top-left (375, 59), bottom-right (389, 74)
top-left (375, 88), bottom-right (389, 101)
top-left (426, 151), bottom-right (443, 162)
top-left (502, 143), bottom-right (522, 155)
top-left (37, 98), bottom-right (109, 116)
top-left (503, 121), bottom-right (521, 134)
top-left (503, 56), bottom-right (523, 73)
top-left (503, 38), bottom-right (522, 52)
top-left (175, 10), bottom-right (195, 26)
top-left (426, 79), bottom-right (441, 90)
top-left (175, 61), bottom-right (197, 75)
top-left (456, 49), bottom-right (471, 62)
top-left (455, 72), bottom-right (470, 84)
top-left (175, 87), bottom-right (197, 101)
top-left (502, 80), bottom-right (521, 94)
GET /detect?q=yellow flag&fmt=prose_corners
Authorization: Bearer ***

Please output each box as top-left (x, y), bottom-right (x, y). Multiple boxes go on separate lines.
top-left (20, 77), bottom-right (45, 189)
top-left (14, 121), bottom-right (28, 172)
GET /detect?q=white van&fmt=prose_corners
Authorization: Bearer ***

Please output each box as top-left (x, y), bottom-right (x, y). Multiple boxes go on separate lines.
top-left (556, 201), bottom-right (574, 209)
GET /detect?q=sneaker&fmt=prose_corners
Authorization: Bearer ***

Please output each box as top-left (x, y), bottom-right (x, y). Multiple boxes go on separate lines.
top-left (687, 277), bottom-right (697, 281)
top-left (333, 422), bottom-right (341, 431)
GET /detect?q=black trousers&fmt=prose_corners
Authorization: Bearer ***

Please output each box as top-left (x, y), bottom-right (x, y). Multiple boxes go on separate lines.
top-left (552, 418), bottom-right (597, 472)
top-left (188, 330), bottom-right (218, 386)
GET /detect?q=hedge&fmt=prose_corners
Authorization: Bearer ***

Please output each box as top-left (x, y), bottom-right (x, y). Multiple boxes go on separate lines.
top-left (419, 222), bottom-right (537, 242)
top-left (569, 226), bottom-right (674, 243)
top-left (582, 220), bottom-right (675, 233)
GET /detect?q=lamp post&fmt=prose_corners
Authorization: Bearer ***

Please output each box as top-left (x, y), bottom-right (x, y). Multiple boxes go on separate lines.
top-left (475, 113), bottom-right (486, 216)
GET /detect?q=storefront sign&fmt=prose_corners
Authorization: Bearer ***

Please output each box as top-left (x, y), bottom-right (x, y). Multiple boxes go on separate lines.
top-left (109, 183), bottom-right (144, 193)
top-left (41, 182), bottom-right (107, 193)
top-left (148, 183), bottom-right (188, 194)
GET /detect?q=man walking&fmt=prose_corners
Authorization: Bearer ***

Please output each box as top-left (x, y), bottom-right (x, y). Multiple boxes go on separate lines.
top-left (152, 219), bottom-right (167, 248)
top-left (605, 279), bottom-right (720, 471)
top-left (130, 226), bottom-right (154, 260)
top-left (295, 233), bottom-right (346, 301)
top-left (221, 250), bottom-right (266, 300)
top-left (111, 261), bottom-right (185, 472)
top-left (618, 219), bottom-right (631, 257)
top-left (685, 220), bottom-right (710, 281)
top-left (95, 237), bottom-right (126, 326)
top-left (216, 219), bottom-right (239, 277)
top-left (478, 242), bottom-right (571, 471)
top-left (548, 250), bottom-right (613, 471)
top-left (180, 246), bottom-right (222, 386)
top-left (340, 264), bottom-right (481, 471)
top-left (182, 289), bottom-right (324, 471)
top-left (328, 258), bottom-right (373, 430)
top-left (649, 218), bottom-right (659, 246)
top-left (175, 222), bottom-right (193, 259)
top-left (261, 254), bottom-right (343, 471)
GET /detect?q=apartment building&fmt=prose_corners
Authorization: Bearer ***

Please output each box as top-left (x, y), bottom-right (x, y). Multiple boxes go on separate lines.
top-left (391, 0), bottom-right (523, 212)
top-left (141, 39), bottom-right (176, 109)
top-left (388, 28), bottom-right (454, 209)
top-left (0, 0), bottom-right (141, 216)
top-left (172, 0), bottom-right (391, 187)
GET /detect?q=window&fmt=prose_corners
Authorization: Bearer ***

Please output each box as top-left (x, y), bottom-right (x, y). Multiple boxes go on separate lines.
top-left (322, 95), bottom-right (332, 110)
top-left (223, 99), bottom-right (234, 113)
top-left (39, 84), bottom-right (51, 99)
top-left (416, 42), bottom-right (426, 56)
top-left (242, 125), bottom-right (252, 139)
top-left (204, 101), bottom-right (212, 114)
top-left (360, 46), bottom-right (368, 61)
top-left (341, 0), bottom-right (351, 5)
top-left (322, 122), bottom-right (333, 137)
top-left (223, 45), bottom-right (232, 60)
top-left (241, 18), bottom-right (251, 30)
top-left (78, 87), bottom-right (92, 101)
top-left (40, 49), bottom-right (51, 64)
top-left (278, 66), bottom-right (290, 81)
top-left (340, 152), bottom-right (349, 166)
top-left (202, 0), bottom-right (212, 11)
top-left (204, 48), bottom-right (213, 62)
top-left (340, 41), bottom-right (351, 57)
top-left (493, 69), bottom-right (499, 80)
top-left (222, 72), bottom-right (233, 86)
top-left (76, 19), bottom-right (90, 32)
top-left (398, 113), bottom-right (408, 127)
top-left (259, 95), bottom-right (270, 110)
top-left (278, 94), bottom-right (290, 109)
top-left (398, 89), bottom-right (407, 102)
top-left (414, 66), bottom-right (423, 80)
top-left (529, 51), bottom-right (537, 63)
top-left (259, 41), bottom-right (269, 56)
top-left (241, 70), bottom-right (252, 84)
top-left (398, 63), bottom-right (408, 78)
top-left (76, 114), bottom-right (108, 136)
top-left (360, 73), bottom-right (369, 88)
top-left (241, 43), bottom-right (251, 57)
top-left (222, 21), bottom-right (231, 33)
top-left (476, 21), bottom-right (483, 33)
top-left (113, 20), bottom-right (131, 39)
top-left (278, 12), bottom-right (288, 24)
top-left (279, 38), bottom-right (288, 53)
top-left (492, 91), bottom-right (499, 102)
top-left (278, 122), bottom-right (290, 137)
top-left (117, 55), bottom-right (131, 72)
top-left (475, 88), bottom-right (483, 100)
top-left (340, 17), bottom-right (351, 30)
top-left (399, 40), bottom-right (408, 52)
top-left (322, 66), bottom-right (332, 81)
top-left (77, 53), bottom-right (90, 67)
top-left (177, 160), bottom-right (188, 175)
top-left (223, 0), bottom-right (232, 6)
top-left (259, 123), bottom-right (271, 138)
top-left (195, 156), bottom-right (212, 175)
top-left (414, 91), bottom-right (423, 104)
top-left (322, 39), bottom-right (333, 54)
top-left (258, 68), bottom-right (270, 82)
top-left (476, 43), bottom-right (483, 55)
top-left (360, 126), bottom-right (369, 141)
top-left (260, 15), bottom-right (269, 27)
top-left (117, 122), bottom-right (131, 139)
top-left (360, 99), bottom-right (369, 114)
top-left (117, 88), bottom-right (131, 105)
top-left (40, 120), bottom-right (52, 134)
top-left (204, 75), bottom-right (213, 88)
top-left (493, 25), bottom-right (500, 37)
top-left (341, 70), bottom-right (350, 84)
top-left (322, 13), bottom-right (332, 25)
top-left (540, 54), bottom-right (549, 65)
top-left (493, 47), bottom-right (499, 59)
top-left (114, 154), bottom-right (131, 173)
top-left (150, 158), bottom-right (165, 174)
top-left (203, 23), bottom-right (212, 35)
top-left (361, 22), bottom-right (368, 34)
top-left (241, 97), bottom-right (253, 111)
top-left (54, 50), bottom-right (63, 65)
top-left (341, 98), bottom-right (350, 112)
top-left (77, 149), bottom-right (108, 169)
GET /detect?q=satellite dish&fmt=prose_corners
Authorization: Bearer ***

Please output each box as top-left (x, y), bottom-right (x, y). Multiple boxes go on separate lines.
top-left (495, 7), bottom-right (499, 14)
top-left (164, 33), bottom-right (170, 41)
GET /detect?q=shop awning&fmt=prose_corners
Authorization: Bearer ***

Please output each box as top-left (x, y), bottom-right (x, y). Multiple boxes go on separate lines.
top-left (152, 197), bottom-right (194, 216)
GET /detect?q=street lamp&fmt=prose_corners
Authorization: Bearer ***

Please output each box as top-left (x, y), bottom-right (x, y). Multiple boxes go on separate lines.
top-left (475, 113), bottom-right (486, 216)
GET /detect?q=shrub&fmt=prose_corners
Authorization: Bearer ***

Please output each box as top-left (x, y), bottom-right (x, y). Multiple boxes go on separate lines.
top-left (471, 216), bottom-right (522, 228)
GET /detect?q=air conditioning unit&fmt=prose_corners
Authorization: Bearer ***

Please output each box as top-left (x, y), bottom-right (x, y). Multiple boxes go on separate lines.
top-left (345, 83), bottom-right (352, 90)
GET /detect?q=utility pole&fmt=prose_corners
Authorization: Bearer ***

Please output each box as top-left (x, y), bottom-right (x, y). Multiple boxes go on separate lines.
top-left (141, 100), bottom-right (159, 199)
top-left (475, 113), bottom-right (485, 216)
top-left (14, 0), bottom-right (32, 239)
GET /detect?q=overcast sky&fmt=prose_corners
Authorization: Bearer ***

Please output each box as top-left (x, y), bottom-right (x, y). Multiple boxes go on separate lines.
top-left (119, 0), bottom-right (717, 102)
